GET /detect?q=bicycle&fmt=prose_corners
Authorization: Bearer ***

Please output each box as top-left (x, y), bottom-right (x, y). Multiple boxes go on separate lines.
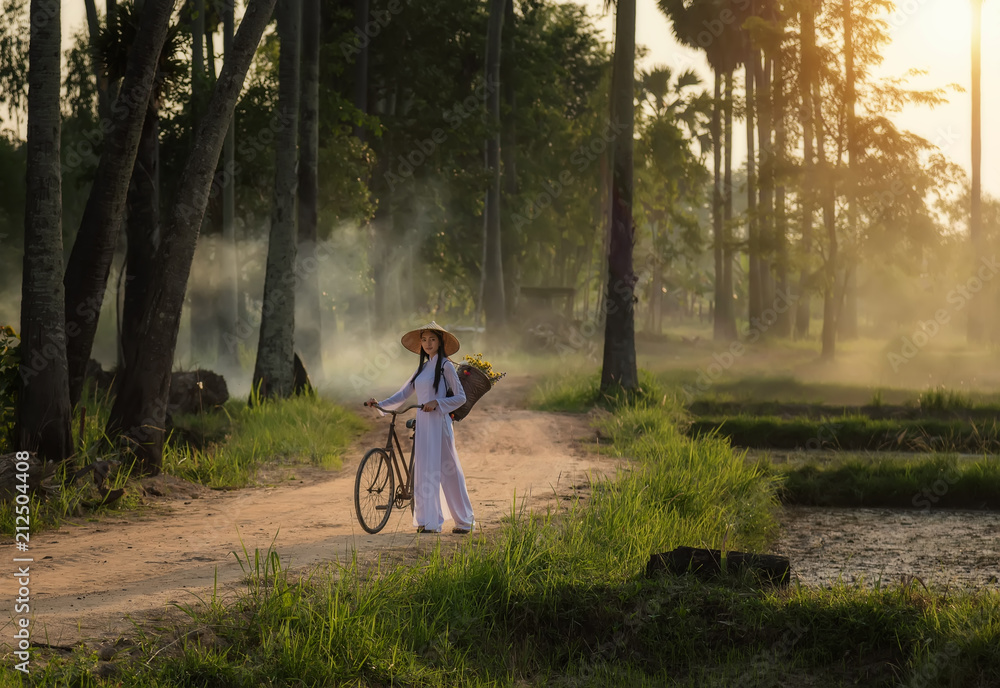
top-left (355, 403), bottom-right (422, 534)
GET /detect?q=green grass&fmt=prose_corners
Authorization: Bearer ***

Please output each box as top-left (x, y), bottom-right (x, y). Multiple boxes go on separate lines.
top-left (10, 372), bottom-right (1000, 686)
top-left (164, 393), bottom-right (366, 487)
top-left (690, 414), bottom-right (1000, 453)
top-left (767, 453), bottom-right (1000, 509)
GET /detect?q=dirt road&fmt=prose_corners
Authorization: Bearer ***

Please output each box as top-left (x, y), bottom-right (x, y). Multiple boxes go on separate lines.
top-left (2, 377), bottom-right (610, 648)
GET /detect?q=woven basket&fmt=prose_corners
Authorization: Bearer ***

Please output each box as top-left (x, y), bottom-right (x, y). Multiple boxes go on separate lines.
top-left (450, 364), bottom-right (492, 422)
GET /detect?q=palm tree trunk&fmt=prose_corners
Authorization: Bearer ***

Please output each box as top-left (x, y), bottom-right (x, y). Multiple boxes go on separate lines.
top-left (795, 0), bottom-right (816, 339)
top-left (773, 42), bottom-right (791, 337)
top-left (83, 0), bottom-right (110, 121)
top-left (63, 0), bottom-right (178, 408)
top-left (296, 0), bottom-right (323, 382)
top-left (218, 0), bottom-right (240, 369)
top-left (756, 55), bottom-right (775, 317)
top-left (746, 59), bottom-right (762, 325)
top-left (253, 0), bottom-right (301, 400)
top-left (19, 0), bottom-right (73, 463)
top-left (838, 0), bottom-right (858, 341)
top-left (483, 0), bottom-right (506, 331)
top-left (723, 71), bottom-right (735, 339)
top-left (711, 69), bottom-right (730, 341)
top-left (969, 0), bottom-right (983, 343)
top-left (106, 0), bottom-right (278, 473)
top-left (501, 0), bottom-right (519, 319)
top-left (814, 63), bottom-right (837, 360)
top-left (600, 0), bottom-right (638, 391)
top-left (122, 99), bottom-right (160, 376)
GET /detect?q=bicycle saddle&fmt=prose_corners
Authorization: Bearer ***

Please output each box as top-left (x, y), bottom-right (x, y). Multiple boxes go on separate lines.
top-left (405, 418), bottom-right (416, 430)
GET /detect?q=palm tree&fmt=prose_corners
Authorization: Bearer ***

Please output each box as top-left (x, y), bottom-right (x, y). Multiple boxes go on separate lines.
top-left (658, 0), bottom-right (744, 341)
top-left (483, 0), bottom-right (506, 331)
top-left (969, 0), bottom-right (983, 342)
top-left (296, 0), bottom-right (323, 381)
top-left (93, 1), bottom-right (186, 380)
top-left (62, 0), bottom-right (180, 408)
top-left (253, 0), bottom-right (302, 400)
top-left (107, 0), bottom-right (278, 474)
top-left (19, 0), bottom-right (73, 462)
top-left (601, 0), bottom-right (638, 391)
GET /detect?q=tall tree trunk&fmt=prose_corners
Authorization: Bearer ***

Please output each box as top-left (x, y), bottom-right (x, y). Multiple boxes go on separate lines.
top-left (352, 0), bottom-right (368, 141)
top-left (814, 63), bottom-right (837, 360)
top-left (969, 0), bottom-right (983, 343)
top-left (483, 0), bottom-right (506, 331)
top-left (756, 55), bottom-right (775, 318)
top-left (838, 0), bottom-right (858, 341)
top-left (106, 0), bottom-right (278, 473)
top-left (218, 0), bottom-right (240, 369)
top-left (63, 0), bottom-right (178, 408)
top-left (122, 99), bottom-right (160, 377)
top-left (746, 59), bottom-right (762, 325)
top-left (723, 71), bottom-right (735, 339)
top-left (600, 0), bottom-right (637, 391)
top-left (189, 0), bottom-right (215, 363)
top-left (83, 0), bottom-right (110, 122)
top-left (710, 69), bottom-right (734, 341)
top-left (296, 0), bottom-right (322, 381)
top-left (253, 0), bottom-right (301, 400)
top-left (795, 0), bottom-right (816, 339)
top-left (501, 0), bottom-right (519, 319)
top-left (19, 0), bottom-right (72, 463)
top-left (773, 42), bottom-right (791, 337)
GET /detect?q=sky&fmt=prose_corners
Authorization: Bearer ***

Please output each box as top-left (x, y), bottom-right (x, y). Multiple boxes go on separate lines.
top-left (47, 0), bottom-right (1000, 198)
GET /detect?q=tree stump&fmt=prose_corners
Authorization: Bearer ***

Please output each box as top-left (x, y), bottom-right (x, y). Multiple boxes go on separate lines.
top-left (646, 546), bottom-right (791, 587)
top-left (168, 369), bottom-right (229, 416)
top-left (293, 353), bottom-right (313, 395)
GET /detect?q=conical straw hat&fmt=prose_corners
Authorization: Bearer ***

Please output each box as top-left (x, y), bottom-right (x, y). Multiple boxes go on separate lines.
top-left (400, 321), bottom-right (461, 356)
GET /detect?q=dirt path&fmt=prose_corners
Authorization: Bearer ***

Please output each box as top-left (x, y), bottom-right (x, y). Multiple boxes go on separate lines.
top-left (2, 376), bottom-right (612, 648)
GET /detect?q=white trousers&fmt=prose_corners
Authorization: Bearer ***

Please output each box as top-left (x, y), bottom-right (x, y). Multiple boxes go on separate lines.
top-left (413, 414), bottom-right (474, 532)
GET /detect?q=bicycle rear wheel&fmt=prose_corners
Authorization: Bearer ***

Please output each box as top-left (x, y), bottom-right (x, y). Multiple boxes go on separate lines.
top-left (355, 448), bottom-right (394, 534)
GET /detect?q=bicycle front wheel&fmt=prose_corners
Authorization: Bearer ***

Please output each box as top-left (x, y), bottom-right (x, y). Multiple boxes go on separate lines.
top-left (355, 448), bottom-right (395, 534)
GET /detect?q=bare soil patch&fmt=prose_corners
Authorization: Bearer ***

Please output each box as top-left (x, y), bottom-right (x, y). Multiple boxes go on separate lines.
top-left (774, 506), bottom-right (1000, 589)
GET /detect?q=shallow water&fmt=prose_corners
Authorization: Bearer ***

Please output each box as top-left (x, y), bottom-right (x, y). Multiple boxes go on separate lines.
top-left (774, 506), bottom-right (1000, 589)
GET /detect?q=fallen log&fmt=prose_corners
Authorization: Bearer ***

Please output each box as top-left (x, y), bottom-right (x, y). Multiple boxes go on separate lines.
top-left (646, 546), bottom-right (791, 587)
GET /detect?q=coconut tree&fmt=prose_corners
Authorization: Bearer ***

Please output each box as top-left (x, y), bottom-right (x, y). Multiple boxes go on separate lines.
top-left (107, 0), bottom-right (278, 473)
top-left (19, 0), bottom-right (72, 462)
top-left (969, 0), bottom-right (983, 342)
top-left (252, 0), bottom-right (302, 400)
top-left (601, 0), bottom-right (638, 391)
top-left (658, 0), bottom-right (745, 341)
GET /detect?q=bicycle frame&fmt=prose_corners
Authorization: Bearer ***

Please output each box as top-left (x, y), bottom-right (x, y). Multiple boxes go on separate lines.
top-left (371, 403), bottom-right (420, 506)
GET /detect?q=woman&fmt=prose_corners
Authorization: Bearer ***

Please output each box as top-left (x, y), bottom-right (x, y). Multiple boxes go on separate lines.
top-left (366, 321), bottom-right (475, 534)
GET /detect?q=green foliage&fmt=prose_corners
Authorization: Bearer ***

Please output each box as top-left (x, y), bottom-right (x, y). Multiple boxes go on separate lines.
top-left (530, 369), bottom-right (674, 414)
top-left (0, 325), bottom-right (18, 452)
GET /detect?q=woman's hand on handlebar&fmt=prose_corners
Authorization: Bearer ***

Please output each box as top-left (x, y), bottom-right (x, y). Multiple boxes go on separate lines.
top-left (364, 398), bottom-right (378, 408)
top-left (422, 400), bottom-right (438, 412)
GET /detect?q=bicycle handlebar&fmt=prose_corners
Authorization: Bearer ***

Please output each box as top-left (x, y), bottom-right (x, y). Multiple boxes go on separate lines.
top-left (365, 402), bottom-right (423, 415)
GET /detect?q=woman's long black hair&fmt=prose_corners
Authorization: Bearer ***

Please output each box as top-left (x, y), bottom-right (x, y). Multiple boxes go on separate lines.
top-left (408, 330), bottom-right (449, 393)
